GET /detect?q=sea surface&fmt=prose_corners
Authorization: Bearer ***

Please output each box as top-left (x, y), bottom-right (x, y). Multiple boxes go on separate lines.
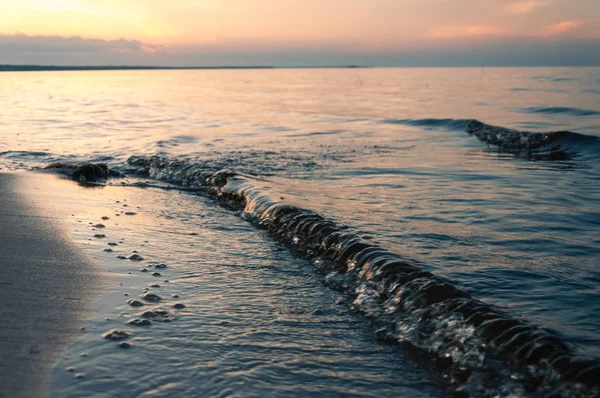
top-left (1, 67), bottom-right (600, 397)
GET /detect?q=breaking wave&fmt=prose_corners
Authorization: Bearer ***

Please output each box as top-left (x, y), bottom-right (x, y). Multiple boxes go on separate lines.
top-left (466, 119), bottom-right (598, 160)
top-left (382, 118), bottom-right (471, 131)
top-left (124, 155), bottom-right (600, 396)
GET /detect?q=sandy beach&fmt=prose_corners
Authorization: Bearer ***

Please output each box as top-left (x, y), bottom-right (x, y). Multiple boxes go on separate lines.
top-left (0, 173), bottom-right (104, 398)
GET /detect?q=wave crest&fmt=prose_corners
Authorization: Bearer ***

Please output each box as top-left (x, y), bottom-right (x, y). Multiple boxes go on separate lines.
top-left (126, 155), bottom-right (600, 395)
top-left (465, 120), bottom-right (597, 158)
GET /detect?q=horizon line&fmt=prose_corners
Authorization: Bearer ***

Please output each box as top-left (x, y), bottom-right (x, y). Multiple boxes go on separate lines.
top-left (1, 64), bottom-right (600, 72)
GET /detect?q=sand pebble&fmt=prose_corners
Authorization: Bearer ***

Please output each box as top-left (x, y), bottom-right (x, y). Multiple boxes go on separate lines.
top-left (140, 269), bottom-right (148, 273)
top-left (129, 254), bottom-right (145, 261)
top-left (150, 284), bottom-right (160, 288)
top-left (108, 242), bottom-right (118, 246)
top-left (93, 224), bottom-right (106, 228)
top-left (125, 212), bottom-right (137, 216)
top-left (119, 342), bottom-right (131, 349)
top-left (152, 272), bottom-right (161, 277)
top-left (172, 303), bottom-right (186, 309)
top-left (140, 309), bottom-right (174, 323)
top-left (117, 255), bottom-right (127, 260)
top-left (103, 248), bottom-right (113, 252)
top-left (75, 373), bottom-right (85, 379)
top-left (142, 292), bottom-right (161, 302)
top-left (154, 263), bottom-right (168, 269)
top-left (101, 216), bottom-right (110, 220)
top-left (94, 234), bottom-right (106, 239)
top-left (172, 294), bottom-right (180, 299)
top-left (128, 318), bottom-right (151, 326)
top-left (123, 293), bottom-right (129, 296)
top-left (103, 329), bottom-right (129, 341)
top-left (127, 299), bottom-right (144, 307)
top-left (66, 366), bottom-right (75, 372)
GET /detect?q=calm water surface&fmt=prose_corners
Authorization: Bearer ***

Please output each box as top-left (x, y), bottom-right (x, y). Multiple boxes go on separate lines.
top-left (1, 67), bottom-right (599, 396)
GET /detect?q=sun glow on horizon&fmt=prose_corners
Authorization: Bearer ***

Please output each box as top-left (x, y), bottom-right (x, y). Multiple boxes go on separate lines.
top-left (1, 0), bottom-right (599, 66)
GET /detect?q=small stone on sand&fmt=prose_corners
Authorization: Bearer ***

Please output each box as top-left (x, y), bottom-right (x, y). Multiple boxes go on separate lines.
top-left (117, 255), bottom-right (127, 260)
top-left (101, 216), bottom-right (110, 220)
top-left (152, 272), bottom-right (161, 277)
top-left (75, 373), bottom-right (85, 379)
top-left (93, 224), bottom-right (106, 228)
top-left (172, 294), bottom-right (180, 298)
top-left (94, 234), bottom-right (106, 239)
top-left (173, 303), bottom-right (186, 309)
top-left (119, 342), bottom-right (131, 349)
top-left (125, 212), bottom-right (137, 216)
top-left (103, 329), bottom-right (129, 341)
top-left (142, 292), bottom-right (161, 302)
top-left (108, 242), bottom-right (118, 246)
top-left (129, 254), bottom-right (144, 261)
top-left (66, 366), bottom-right (75, 372)
top-left (140, 309), bottom-right (174, 322)
top-left (103, 248), bottom-right (113, 252)
top-left (128, 318), bottom-right (151, 326)
top-left (127, 299), bottom-right (144, 307)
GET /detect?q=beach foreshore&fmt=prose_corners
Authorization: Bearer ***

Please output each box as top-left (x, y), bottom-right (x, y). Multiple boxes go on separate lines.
top-left (0, 172), bottom-right (103, 398)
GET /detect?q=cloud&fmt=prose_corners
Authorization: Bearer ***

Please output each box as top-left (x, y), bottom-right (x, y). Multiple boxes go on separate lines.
top-left (506, 1), bottom-right (548, 14)
top-left (427, 25), bottom-right (505, 38)
top-left (541, 20), bottom-right (584, 36)
top-left (0, 33), bottom-right (162, 54)
top-left (1, 32), bottom-right (600, 67)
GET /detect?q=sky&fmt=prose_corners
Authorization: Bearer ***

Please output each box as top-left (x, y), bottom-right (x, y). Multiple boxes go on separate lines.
top-left (1, 0), bottom-right (599, 66)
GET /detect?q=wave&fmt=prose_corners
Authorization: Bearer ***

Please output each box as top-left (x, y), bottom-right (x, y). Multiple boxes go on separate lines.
top-left (519, 106), bottom-right (600, 117)
top-left (382, 118), bottom-right (471, 131)
top-left (531, 76), bottom-right (575, 83)
top-left (465, 120), bottom-right (598, 160)
top-left (125, 155), bottom-right (600, 395)
top-left (0, 150), bottom-right (50, 158)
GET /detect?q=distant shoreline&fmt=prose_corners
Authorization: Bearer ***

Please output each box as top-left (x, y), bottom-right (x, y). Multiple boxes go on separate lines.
top-left (0, 65), bottom-right (368, 72)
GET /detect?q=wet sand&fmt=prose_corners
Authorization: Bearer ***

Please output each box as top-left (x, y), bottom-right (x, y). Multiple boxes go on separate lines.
top-left (0, 173), bottom-right (103, 398)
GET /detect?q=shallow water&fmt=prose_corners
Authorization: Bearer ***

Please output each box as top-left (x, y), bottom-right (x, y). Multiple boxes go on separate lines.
top-left (1, 67), bottom-right (600, 396)
top-left (40, 177), bottom-right (442, 397)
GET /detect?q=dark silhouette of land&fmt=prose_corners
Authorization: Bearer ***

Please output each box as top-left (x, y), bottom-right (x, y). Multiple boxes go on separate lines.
top-left (0, 65), bottom-right (367, 72)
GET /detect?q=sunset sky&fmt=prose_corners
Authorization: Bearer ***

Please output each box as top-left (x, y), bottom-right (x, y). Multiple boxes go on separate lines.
top-left (1, 0), bottom-right (599, 66)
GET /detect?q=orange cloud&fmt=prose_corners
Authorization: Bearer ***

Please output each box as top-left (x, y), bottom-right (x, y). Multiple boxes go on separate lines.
top-left (506, 1), bottom-right (548, 15)
top-left (542, 20), bottom-right (584, 36)
top-left (428, 25), bottom-right (505, 38)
